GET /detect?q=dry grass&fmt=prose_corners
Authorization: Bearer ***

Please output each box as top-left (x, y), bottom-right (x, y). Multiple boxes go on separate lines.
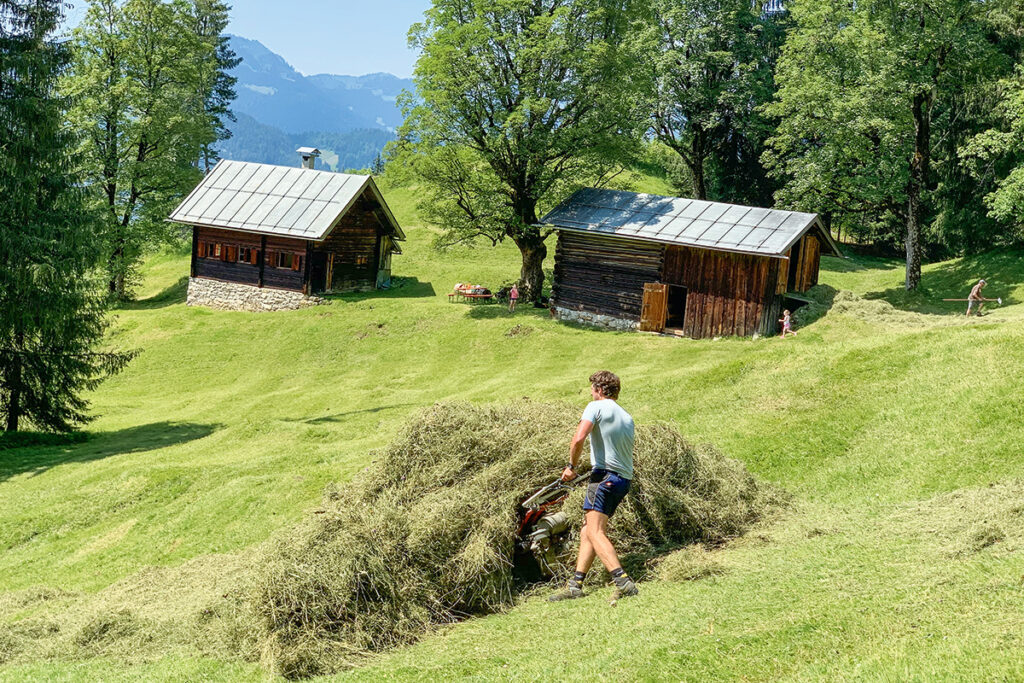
top-left (891, 479), bottom-right (1024, 557)
top-left (247, 401), bottom-right (775, 678)
top-left (656, 544), bottom-right (728, 582)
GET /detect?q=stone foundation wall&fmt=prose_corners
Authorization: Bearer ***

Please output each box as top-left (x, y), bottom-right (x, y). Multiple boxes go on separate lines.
top-left (552, 306), bottom-right (638, 332)
top-left (187, 277), bottom-right (323, 312)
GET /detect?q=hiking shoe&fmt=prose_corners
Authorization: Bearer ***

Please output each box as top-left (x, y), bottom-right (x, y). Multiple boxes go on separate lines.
top-left (548, 580), bottom-right (584, 602)
top-left (611, 575), bottom-right (638, 600)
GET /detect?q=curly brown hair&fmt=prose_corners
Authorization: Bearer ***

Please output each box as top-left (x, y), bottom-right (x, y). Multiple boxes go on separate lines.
top-left (589, 370), bottom-right (621, 399)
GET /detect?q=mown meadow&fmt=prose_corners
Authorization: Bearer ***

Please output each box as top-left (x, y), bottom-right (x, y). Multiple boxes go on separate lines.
top-left (2, 182), bottom-right (1024, 681)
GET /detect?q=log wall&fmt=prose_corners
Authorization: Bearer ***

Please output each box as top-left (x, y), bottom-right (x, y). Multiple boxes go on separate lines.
top-left (551, 231), bottom-right (664, 321)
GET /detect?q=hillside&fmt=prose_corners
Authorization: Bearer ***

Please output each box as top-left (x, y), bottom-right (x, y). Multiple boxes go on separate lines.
top-left (2, 183), bottom-right (1024, 680)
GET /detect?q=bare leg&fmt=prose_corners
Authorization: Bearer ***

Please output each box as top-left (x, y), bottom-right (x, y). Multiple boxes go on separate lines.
top-left (583, 510), bottom-right (622, 572)
top-left (575, 519), bottom-right (596, 574)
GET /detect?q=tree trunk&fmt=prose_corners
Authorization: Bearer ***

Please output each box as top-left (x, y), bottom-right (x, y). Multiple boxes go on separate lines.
top-left (690, 153), bottom-right (707, 201)
top-left (690, 126), bottom-right (709, 200)
top-left (4, 346), bottom-right (22, 432)
top-left (905, 91), bottom-right (932, 291)
top-left (514, 234), bottom-right (548, 302)
top-left (108, 236), bottom-right (127, 299)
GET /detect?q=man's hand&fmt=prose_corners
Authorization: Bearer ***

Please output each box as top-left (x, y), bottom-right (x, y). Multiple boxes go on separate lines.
top-left (560, 466), bottom-right (576, 482)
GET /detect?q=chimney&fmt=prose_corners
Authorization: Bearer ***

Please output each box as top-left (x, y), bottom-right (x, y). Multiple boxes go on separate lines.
top-left (297, 147), bottom-right (321, 170)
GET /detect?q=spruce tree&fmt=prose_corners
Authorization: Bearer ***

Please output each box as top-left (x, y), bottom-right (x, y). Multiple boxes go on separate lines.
top-left (0, 0), bottom-right (134, 432)
top-left (190, 0), bottom-right (240, 172)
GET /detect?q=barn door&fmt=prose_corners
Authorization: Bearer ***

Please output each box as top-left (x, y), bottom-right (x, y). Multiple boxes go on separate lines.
top-left (639, 283), bottom-right (668, 332)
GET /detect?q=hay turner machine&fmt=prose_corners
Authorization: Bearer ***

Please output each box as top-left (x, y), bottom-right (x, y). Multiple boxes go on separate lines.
top-left (515, 472), bottom-right (589, 579)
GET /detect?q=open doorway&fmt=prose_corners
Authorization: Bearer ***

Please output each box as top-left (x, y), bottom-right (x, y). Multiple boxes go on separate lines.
top-left (666, 285), bottom-right (688, 331)
top-left (787, 238), bottom-right (802, 291)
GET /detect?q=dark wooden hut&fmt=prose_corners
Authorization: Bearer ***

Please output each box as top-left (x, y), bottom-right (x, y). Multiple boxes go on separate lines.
top-left (542, 189), bottom-right (841, 338)
top-left (168, 158), bottom-right (404, 305)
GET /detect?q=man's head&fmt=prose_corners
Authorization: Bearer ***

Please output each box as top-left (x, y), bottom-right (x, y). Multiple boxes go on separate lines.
top-left (589, 370), bottom-right (620, 400)
top-left (979, 279), bottom-right (987, 287)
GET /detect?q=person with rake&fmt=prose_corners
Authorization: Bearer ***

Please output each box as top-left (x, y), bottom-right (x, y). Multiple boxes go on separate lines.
top-left (967, 279), bottom-right (997, 317)
top-left (549, 371), bottom-right (639, 603)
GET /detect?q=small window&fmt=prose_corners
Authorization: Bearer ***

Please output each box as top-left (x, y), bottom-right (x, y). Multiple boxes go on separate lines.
top-left (356, 255), bottom-right (369, 266)
top-left (239, 247), bottom-right (252, 264)
top-left (276, 252), bottom-right (291, 269)
top-left (204, 243), bottom-right (222, 259)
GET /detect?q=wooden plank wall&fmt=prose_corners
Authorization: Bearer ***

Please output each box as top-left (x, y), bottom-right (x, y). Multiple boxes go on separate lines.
top-left (313, 194), bottom-right (382, 291)
top-left (552, 231), bottom-right (664, 320)
top-left (662, 245), bottom-right (783, 338)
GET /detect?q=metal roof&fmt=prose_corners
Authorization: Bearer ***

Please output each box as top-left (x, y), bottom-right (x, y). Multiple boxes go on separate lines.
top-left (540, 188), bottom-right (840, 258)
top-left (168, 160), bottom-right (404, 242)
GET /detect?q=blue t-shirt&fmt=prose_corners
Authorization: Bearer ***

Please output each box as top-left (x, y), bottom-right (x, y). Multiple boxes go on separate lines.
top-left (581, 399), bottom-right (635, 480)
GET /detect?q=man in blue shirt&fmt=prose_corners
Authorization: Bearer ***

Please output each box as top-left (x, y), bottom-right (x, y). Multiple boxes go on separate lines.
top-left (549, 371), bottom-right (638, 602)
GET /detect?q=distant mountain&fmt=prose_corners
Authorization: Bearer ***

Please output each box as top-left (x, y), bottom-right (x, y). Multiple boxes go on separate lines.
top-left (219, 114), bottom-right (395, 172)
top-left (222, 36), bottom-right (414, 171)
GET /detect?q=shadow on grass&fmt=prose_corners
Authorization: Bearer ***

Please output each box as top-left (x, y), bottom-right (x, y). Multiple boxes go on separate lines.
top-left (119, 276), bottom-right (189, 310)
top-left (464, 303), bottom-right (554, 321)
top-left (283, 404), bottom-right (420, 425)
top-left (791, 285), bottom-right (839, 328)
top-left (322, 277), bottom-right (436, 303)
top-left (863, 250), bottom-right (1023, 315)
top-left (0, 421), bottom-right (218, 484)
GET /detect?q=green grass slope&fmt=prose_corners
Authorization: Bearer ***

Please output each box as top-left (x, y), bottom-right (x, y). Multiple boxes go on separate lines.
top-left (3, 182), bottom-right (1024, 680)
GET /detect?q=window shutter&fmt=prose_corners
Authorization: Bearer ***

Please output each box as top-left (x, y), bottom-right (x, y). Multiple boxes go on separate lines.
top-left (197, 241), bottom-right (206, 258)
top-left (292, 254), bottom-right (301, 271)
top-left (250, 249), bottom-right (259, 265)
top-left (266, 250), bottom-right (274, 267)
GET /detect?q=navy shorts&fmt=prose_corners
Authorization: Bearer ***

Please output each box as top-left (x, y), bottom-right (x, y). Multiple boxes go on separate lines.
top-left (583, 469), bottom-right (631, 517)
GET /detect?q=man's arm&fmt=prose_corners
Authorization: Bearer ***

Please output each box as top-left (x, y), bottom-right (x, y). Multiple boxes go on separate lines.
top-left (561, 419), bottom-right (594, 481)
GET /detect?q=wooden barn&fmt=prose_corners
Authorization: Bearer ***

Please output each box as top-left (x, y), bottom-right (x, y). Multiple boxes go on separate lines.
top-left (543, 189), bottom-right (842, 338)
top-left (168, 152), bottom-right (404, 311)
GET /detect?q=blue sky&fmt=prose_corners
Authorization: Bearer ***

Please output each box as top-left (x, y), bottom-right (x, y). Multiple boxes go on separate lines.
top-left (62, 0), bottom-right (432, 77)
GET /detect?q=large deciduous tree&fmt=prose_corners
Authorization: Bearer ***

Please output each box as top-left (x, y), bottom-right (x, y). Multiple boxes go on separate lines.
top-left (963, 65), bottom-right (1024, 236)
top-left (393, 0), bottom-right (647, 301)
top-left (642, 0), bottom-right (782, 203)
top-left (1, 0), bottom-right (134, 432)
top-left (764, 0), bottom-right (1011, 290)
top-left (65, 0), bottom-right (234, 299)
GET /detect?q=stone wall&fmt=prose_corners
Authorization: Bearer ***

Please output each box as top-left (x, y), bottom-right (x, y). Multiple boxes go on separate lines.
top-left (551, 306), bottom-right (638, 332)
top-left (186, 277), bottom-right (323, 312)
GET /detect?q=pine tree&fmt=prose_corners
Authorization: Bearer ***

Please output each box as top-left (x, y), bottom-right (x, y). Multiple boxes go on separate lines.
top-left (0, 0), bottom-right (135, 432)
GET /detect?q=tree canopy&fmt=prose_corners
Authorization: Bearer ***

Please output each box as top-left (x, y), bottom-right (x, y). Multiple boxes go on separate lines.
top-left (764, 0), bottom-right (1018, 289)
top-left (391, 0), bottom-right (648, 300)
top-left (1, 0), bottom-right (134, 432)
top-left (65, 0), bottom-right (236, 299)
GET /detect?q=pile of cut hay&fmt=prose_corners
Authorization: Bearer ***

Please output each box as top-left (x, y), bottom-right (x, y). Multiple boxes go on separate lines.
top-left (249, 401), bottom-right (775, 678)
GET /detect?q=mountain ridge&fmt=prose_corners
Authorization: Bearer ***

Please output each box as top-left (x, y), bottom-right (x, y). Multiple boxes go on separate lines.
top-left (222, 36), bottom-right (413, 171)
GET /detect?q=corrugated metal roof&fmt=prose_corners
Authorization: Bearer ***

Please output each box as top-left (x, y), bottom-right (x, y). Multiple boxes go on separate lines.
top-left (168, 160), bottom-right (404, 241)
top-left (540, 188), bottom-right (840, 258)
